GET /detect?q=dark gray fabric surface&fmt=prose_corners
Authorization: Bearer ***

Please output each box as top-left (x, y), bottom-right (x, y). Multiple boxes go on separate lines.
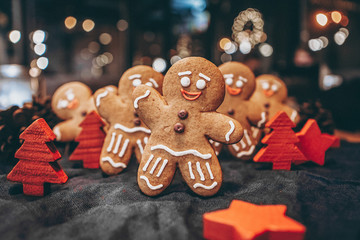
top-left (0, 141), bottom-right (360, 240)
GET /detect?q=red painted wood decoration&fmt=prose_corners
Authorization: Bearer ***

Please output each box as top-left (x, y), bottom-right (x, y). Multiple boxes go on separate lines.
top-left (203, 200), bottom-right (306, 240)
top-left (253, 111), bottom-right (306, 170)
top-left (323, 133), bottom-right (340, 148)
top-left (7, 118), bottom-right (68, 196)
top-left (295, 119), bottom-right (335, 166)
top-left (69, 111), bottom-right (106, 168)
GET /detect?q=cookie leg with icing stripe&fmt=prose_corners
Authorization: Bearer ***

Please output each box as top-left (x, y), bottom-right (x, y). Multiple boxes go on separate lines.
top-left (209, 139), bottom-right (223, 156)
top-left (99, 129), bottom-right (133, 175)
top-left (133, 136), bottom-right (149, 163)
top-left (178, 155), bottom-right (222, 197)
top-left (137, 149), bottom-right (177, 196)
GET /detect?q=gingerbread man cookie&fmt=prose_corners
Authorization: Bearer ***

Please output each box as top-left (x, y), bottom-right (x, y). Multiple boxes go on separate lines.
top-left (94, 65), bottom-right (163, 175)
top-left (250, 74), bottom-right (300, 124)
top-left (210, 62), bottom-right (267, 160)
top-left (132, 57), bottom-right (243, 197)
top-left (51, 82), bottom-right (116, 142)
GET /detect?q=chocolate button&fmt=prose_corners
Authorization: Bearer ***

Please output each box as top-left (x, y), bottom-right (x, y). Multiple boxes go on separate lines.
top-left (81, 111), bottom-right (87, 117)
top-left (134, 118), bottom-right (141, 126)
top-left (134, 110), bottom-right (139, 117)
top-left (178, 110), bottom-right (188, 119)
top-left (174, 123), bottom-right (185, 133)
top-left (227, 108), bottom-right (234, 115)
top-left (264, 103), bottom-right (270, 108)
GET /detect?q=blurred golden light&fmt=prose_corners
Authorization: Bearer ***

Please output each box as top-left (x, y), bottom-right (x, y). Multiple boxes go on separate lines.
top-left (117, 19), bottom-right (128, 31)
top-left (82, 19), bottom-right (95, 32)
top-left (30, 59), bottom-right (37, 68)
top-left (219, 38), bottom-right (231, 50)
top-left (88, 41), bottom-right (100, 53)
top-left (316, 13), bottom-right (328, 26)
top-left (331, 11), bottom-right (342, 24)
top-left (29, 67), bottom-right (41, 78)
top-left (340, 15), bottom-right (349, 27)
top-left (64, 16), bottom-right (77, 29)
top-left (99, 33), bottom-right (112, 45)
top-left (103, 52), bottom-right (113, 64)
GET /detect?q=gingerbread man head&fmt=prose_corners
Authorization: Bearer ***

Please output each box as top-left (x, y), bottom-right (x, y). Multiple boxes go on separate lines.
top-left (255, 74), bottom-right (288, 102)
top-left (118, 65), bottom-right (163, 100)
top-left (163, 57), bottom-right (224, 112)
top-left (219, 61), bottom-right (255, 100)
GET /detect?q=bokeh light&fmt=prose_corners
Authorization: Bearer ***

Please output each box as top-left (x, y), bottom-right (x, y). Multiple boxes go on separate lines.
top-left (34, 43), bottom-right (46, 56)
top-left (219, 38), bottom-right (231, 51)
top-left (117, 19), bottom-right (128, 31)
top-left (259, 43), bottom-right (273, 57)
top-left (308, 39), bottom-right (323, 51)
top-left (239, 41), bottom-right (251, 54)
top-left (9, 30), bottom-right (21, 43)
top-left (82, 19), bottom-right (95, 32)
top-left (319, 36), bottom-right (329, 48)
top-left (29, 67), bottom-right (41, 78)
top-left (99, 33), bottom-right (112, 45)
top-left (152, 58), bottom-right (167, 72)
top-left (36, 57), bottom-right (49, 70)
top-left (32, 30), bottom-right (46, 44)
top-left (170, 55), bottom-right (181, 65)
top-left (88, 41), bottom-right (100, 53)
top-left (220, 53), bottom-right (232, 63)
top-left (224, 42), bottom-right (237, 54)
top-left (64, 16), bottom-right (77, 29)
top-left (334, 31), bottom-right (347, 45)
top-left (316, 13), bottom-right (328, 26)
top-left (331, 11), bottom-right (342, 24)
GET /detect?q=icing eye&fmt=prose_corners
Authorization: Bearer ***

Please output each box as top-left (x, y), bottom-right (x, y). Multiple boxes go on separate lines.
top-left (145, 82), bottom-right (153, 87)
top-left (67, 93), bottom-right (75, 101)
top-left (236, 80), bottom-right (244, 88)
top-left (132, 79), bottom-right (141, 87)
top-left (262, 82), bottom-right (270, 90)
top-left (225, 78), bottom-right (233, 85)
top-left (180, 77), bottom-right (191, 87)
top-left (196, 79), bottom-right (206, 90)
top-left (271, 84), bottom-right (279, 92)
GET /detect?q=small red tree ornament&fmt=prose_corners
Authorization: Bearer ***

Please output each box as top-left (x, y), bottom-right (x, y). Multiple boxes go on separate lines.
top-left (7, 118), bottom-right (68, 196)
top-left (69, 111), bottom-right (106, 168)
top-left (253, 111), bottom-right (306, 170)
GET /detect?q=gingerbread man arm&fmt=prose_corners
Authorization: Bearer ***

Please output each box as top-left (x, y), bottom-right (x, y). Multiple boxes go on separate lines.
top-left (132, 85), bottom-right (167, 130)
top-left (53, 119), bottom-right (81, 142)
top-left (246, 101), bottom-right (268, 128)
top-left (93, 88), bottom-right (124, 123)
top-left (202, 112), bottom-right (243, 144)
top-left (282, 104), bottom-right (300, 124)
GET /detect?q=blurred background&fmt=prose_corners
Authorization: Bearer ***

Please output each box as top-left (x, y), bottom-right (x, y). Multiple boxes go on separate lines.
top-left (0, 0), bottom-right (359, 131)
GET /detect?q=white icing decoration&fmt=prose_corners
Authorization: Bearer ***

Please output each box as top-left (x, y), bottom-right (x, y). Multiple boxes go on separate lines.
top-left (101, 156), bottom-right (127, 168)
top-left (132, 79), bottom-right (141, 87)
top-left (53, 126), bottom-right (61, 140)
top-left (96, 90), bottom-right (108, 107)
top-left (129, 74), bottom-right (141, 80)
top-left (225, 121), bottom-right (235, 142)
top-left (223, 74), bottom-right (233, 78)
top-left (137, 139), bottom-right (144, 154)
top-left (205, 162), bottom-right (214, 180)
top-left (119, 139), bottom-right (129, 157)
top-left (149, 78), bottom-right (159, 88)
top-left (112, 134), bottom-right (123, 154)
top-left (196, 79), bottom-right (206, 90)
top-left (65, 88), bottom-right (75, 100)
top-left (239, 76), bottom-right (248, 82)
top-left (150, 157), bottom-right (161, 174)
top-left (144, 137), bottom-right (148, 144)
top-left (232, 143), bottom-right (240, 152)
top-left (57, 99), bottom-right (69, 109)
top-left (244, 129), bottom-right (252, 145)
top-left (199, 73), bottom-right (210, 81)
top-left (142, 154), bottom-right (154, 171)
top-left (261, 81), bottom-right (270, 90)
top-left (196, 162), bottom-right (205, 181)
top-left (291, 110), bottom-right (297, 122)
top-left (180, 77), bottom-right (191, 87)
top-left (107, 132), bottom-right (116, 152)
top-left (145, 82), bottom-right (153, 87)
top-left (188, 162), bottom-right (195, 179)
top-left (193, 182), bottom-right (218, 190)
top-left (140, 175), bottom-right (163, 190)
top-left (252, 128), bottom-right (259, 138)
top-left (209, 139), bottom-right (214, 144)
top-left (225, 78), bottom-right (233, 86)
top-left (114, 123), bottom-right (151, 134)
top-left (215, 151), bottom-right (219, 156)
top-left (214, 142), bottom-right (220, 147)
top-left (257, 112), bottom-right (266, 128)
top-left (240, 140), bottom-right (246, 148)
top-left (271, 84), bottom-right (279, 92)
top-left (133, 90), bottom-right (151, 109)
top-left (156, 159), bottom-right (168, 177)
top-left (236, 80), bottom-right (244, 88)
top-left (237, 145), bottom-right (255, 158)
top-left (151, 145), bottom-right (212, 159)
top-left (178, 71), bottom-right (191, 76)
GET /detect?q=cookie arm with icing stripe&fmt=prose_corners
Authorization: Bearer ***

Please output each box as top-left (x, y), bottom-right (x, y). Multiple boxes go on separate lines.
top-left (132, 85), bottom-right (167, 129)
top-left (93, 88), bottom-right (125, 123)
top-left (246, 100), bottom-right (268, 128)
top-left (202, 112), bottom-right (243, 144)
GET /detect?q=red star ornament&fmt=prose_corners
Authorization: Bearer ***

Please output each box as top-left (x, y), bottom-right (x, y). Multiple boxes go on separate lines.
top-left (203, 200), bottom-right (306, 240)
top-left (295, 119), bottom-right (334, 166)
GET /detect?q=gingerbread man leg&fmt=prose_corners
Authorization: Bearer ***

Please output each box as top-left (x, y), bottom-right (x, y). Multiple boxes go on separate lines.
top-left (137, 149), bottom-right (176, 196)
top-left (227, 129), bottom-right (257, 160)
top-left (133, 135), bottom-right (149, 163)
top-left (178, 154), bottom-right (222, 197)
top-left (209, 139), bottom-right (223, 156)
top-left (100, 129), bottom-right (133, 175)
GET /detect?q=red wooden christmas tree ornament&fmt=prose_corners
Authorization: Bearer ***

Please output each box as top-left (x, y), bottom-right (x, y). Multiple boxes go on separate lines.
top-left (203, 200), bottom-right (306, 240)
top-left (7, 118), bottom-right (68, 196)
top-left (253, 111), bottom-right (306, 170)
top-left (69, 111), bottom-right (106, 168)
top-left (295, 119), bottom-right (335, 166)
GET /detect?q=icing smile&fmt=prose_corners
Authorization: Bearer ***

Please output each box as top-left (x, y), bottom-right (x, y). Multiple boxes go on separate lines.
top-left (226, 85), bottom-right (242, 96)
top-left (263, 90), bottom-right (274, 97)
top-left (181, 88), bottom-right (202, 101)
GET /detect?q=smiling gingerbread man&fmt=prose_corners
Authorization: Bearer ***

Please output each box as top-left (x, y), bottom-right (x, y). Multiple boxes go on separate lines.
top-left (132, 57), bottom-right (243, 197)
top-left (94, 65), bottom-right (163, 175)
top-left (210, 62), bottom-right (267, 160)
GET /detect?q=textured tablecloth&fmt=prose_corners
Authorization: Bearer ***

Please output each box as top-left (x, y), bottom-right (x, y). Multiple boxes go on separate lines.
top-left (0, 141), bottom-right (359, 240)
